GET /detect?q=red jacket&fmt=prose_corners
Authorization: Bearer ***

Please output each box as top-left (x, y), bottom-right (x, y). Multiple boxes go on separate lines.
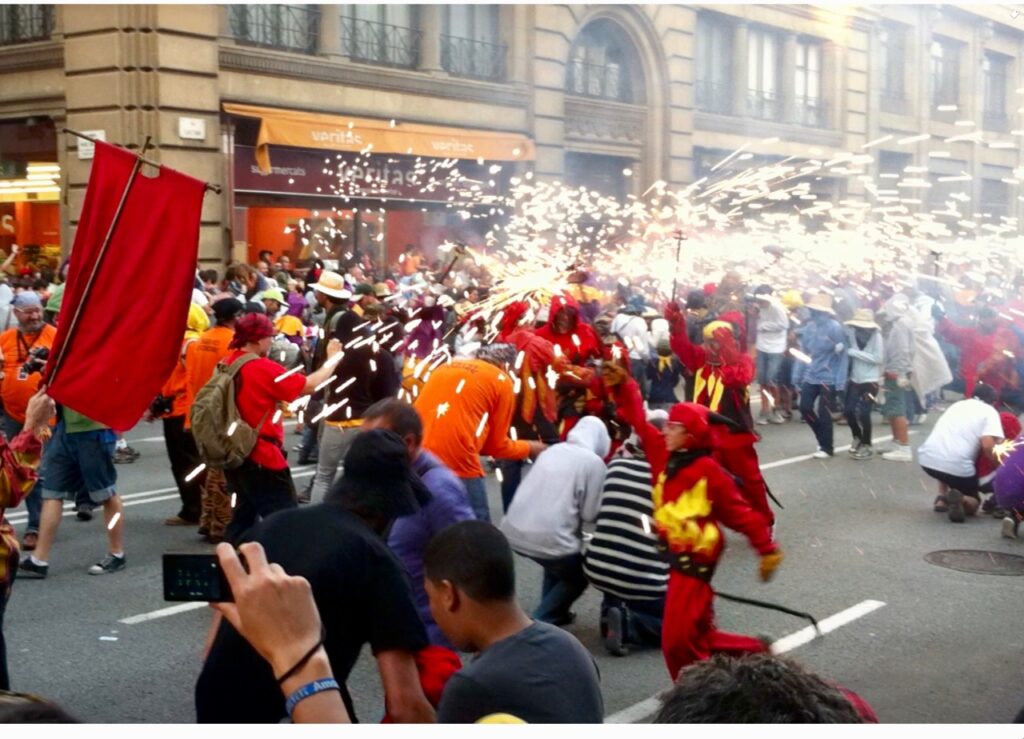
top-left (535, 293), bottom-right (603, 365)
top-left (613, 377), bottom-right (776, 565)
top-left (938, 317), bottom-right (1020, 396)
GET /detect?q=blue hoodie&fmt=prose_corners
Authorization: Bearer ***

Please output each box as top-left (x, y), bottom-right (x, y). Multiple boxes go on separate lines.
top-left (794, 310), bottom-right (848, 388)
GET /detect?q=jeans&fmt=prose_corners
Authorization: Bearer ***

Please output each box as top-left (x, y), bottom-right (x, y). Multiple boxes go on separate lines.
top-left (601, 593), bottom-right (664, 648)
top-left (844, 382), bottom-right (877, 447)
top-left (532, 552), bottom-right (588, 624)
top-left (310, 424), bottom-right (358, 502)
top-left (1, 413), bottom-right (40, 533)
top-left (224, 460), bottom-right (296, 545)
top-left (298, 397), bottom-right (322, 463)
top-left (800, 383), bottom-right (835, 454)
top-left (496, 459), bottom-right (524, 513)
top-left (630, 357), bottom-right (649, 399)
top-left (462, 476), bottom-right (490, 522)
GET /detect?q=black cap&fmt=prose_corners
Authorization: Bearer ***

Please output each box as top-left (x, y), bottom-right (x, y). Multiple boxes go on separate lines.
top-left (685, 290), bottom-right (707, 311)
top-left (754, 284), bottom-right (773, 297)
top-left (244, 300), bottom-right (267, 315)
top-left (327, 429), bottom-right (431, 519)
top-left (353, 283), bottom-right (375, 297)
top-left (212, 297), bottom-right (244, 323)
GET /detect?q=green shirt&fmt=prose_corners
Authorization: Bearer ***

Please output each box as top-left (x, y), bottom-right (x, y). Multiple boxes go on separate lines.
top-left (63, 406), bottom-right (108, 434)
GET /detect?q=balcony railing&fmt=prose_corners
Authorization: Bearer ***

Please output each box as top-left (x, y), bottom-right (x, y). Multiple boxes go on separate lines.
top-left (0, 4), bottom-right (53, 46)
top-left (343, 17), bottom-right (421, 69)
top-left (568, 59), bottom-right (627, 102)
top-left (795, 96), bottom-right (827, 128)
top-left (747, 89), bottom-right (782, 122)
top-left (694, 79), bottom-right (732, 115)
top-left (984, 110), bottom-right (1010, 133)
top-left (441, 34), bottom-right (506, 82)
top-left (228, 5), bottom-right (320, 54)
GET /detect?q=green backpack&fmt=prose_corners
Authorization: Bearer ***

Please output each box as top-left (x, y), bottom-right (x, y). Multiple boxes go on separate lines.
top-left (190, 353), bottom-right (267, 470)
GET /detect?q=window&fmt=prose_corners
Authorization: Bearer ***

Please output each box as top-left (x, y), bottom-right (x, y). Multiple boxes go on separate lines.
top-left (795, 39), bottom-right (824, 127)
top-left (927, 159), bottom-right (969, 215)
top-left (878, 23), bottom-right (907, 113)
top-left (695, 12), bottom-right (734, 115)
top-left (983, 52), bottom-right (1010, 131)
top-left (981, 178), bottom-right (1010, 221)
top-left (0, 4), bottom-right (53, 45)
top-left (344, 5), bottom-right (421, 68)
top-left (747, 27), bottom-right (782, 121)
top-left (442, 6), bottom-right (505, 81)
top-left (568, 20), bottom-right (640, 103)
top-left (228, 5), bottom-right (320, 54)
top-left (930, 36), bottom-right (960, 108)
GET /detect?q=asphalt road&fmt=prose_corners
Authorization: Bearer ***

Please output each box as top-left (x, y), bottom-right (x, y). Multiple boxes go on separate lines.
top-left (4, 408), bottom-right (1024, 723)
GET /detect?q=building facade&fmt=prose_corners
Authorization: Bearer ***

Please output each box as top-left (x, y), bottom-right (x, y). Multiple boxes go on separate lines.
top-left (0, 4), bottom-right (1021, 270)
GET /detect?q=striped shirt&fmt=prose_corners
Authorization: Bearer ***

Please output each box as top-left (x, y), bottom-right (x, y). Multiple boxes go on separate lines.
top-left (583, 457), bottom-right (669, 602)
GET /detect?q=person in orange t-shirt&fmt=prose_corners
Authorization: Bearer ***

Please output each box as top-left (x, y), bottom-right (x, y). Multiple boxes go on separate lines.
top-left (152, 304), bottom-right (209, 527)
top-left (184, 297), bottom-right (243, 542)
top-left (0, 292), bottom-right (56, 547)
top-left (415, 344), bottom-right (545, 522)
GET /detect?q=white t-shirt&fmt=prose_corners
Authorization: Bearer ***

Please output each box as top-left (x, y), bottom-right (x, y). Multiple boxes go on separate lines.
top-left (917, 399), bottom-right (1004, 477)
top-left (755, 298), bottom-right (790, 354)
top-left (610, 313), bottom-right (651, 361)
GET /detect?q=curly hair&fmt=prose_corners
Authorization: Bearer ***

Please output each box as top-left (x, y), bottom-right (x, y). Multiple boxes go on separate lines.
top-left (653, 654), bottom-right (866, 724)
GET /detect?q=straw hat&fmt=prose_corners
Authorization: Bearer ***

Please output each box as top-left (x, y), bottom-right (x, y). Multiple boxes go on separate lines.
top-left (806, 292), bottom-right (835, 315)
top-left (844, 308), bottom-right (879, 329)
top-left (312, 270), bottom-right (352, 300)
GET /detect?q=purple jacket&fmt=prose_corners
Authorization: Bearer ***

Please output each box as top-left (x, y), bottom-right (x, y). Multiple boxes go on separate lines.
top-left (387, 450), bottom-right (474, 647)
top-left (286, 291), bottom-right (307, 318)
top-left (994, 434), bottom-right (1024, 511)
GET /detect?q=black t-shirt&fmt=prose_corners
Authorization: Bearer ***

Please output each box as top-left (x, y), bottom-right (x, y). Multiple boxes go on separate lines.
top-left (436, 621), bottom-right (603, 724)
top-left (194, 504), bottom-right (428, 723)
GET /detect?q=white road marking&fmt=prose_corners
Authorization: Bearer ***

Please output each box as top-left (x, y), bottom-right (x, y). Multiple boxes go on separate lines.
top-left (603, 599), bottom-right (887, 723)
top-left (129, 420), bottom-right (300, 444)
top-left (5, 468), bottom-right (316, 525)
top-left (119, 602), bottom-right (209, 625)
top-left (760, 432), bottom-right (916, 471)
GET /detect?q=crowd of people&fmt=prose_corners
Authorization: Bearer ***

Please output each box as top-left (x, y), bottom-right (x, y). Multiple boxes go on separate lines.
top-left (2, 239), bottom-right (1024, 723)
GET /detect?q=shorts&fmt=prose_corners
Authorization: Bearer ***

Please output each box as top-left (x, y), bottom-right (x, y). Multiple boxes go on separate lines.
top-left (756, 352), bottom-right (784, 386)
top-left (922, 466), bottom-right (979, 498)
top-left (880, 376), bottom-right (907, 420)
top-left (40, 423), bottom-right (118, 503)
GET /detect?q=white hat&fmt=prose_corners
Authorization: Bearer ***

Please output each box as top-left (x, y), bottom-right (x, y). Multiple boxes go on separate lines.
top-left (312, 270), bottom-right (352, 300)
top-left (806, 292), bottom-right (835, 315)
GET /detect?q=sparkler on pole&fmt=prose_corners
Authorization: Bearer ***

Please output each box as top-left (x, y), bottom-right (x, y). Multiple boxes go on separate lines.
top-left (671, 230), bottom-right (687, 304)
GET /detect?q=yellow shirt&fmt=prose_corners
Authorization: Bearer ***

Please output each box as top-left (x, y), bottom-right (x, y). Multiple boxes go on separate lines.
top-left (274, 315), bottom-right (304, 338)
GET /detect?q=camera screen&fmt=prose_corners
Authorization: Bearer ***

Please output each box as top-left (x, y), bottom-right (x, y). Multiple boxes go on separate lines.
top-left (163, 553), bottom-right (232, 602)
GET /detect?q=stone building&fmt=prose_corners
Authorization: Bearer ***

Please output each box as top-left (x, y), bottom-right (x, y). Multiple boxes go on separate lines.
top-left (0, 4), bottom-right (1021, 269)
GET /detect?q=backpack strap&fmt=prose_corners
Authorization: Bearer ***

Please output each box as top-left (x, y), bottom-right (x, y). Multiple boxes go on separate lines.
top-left (225, 352), bottom-right (274, 439)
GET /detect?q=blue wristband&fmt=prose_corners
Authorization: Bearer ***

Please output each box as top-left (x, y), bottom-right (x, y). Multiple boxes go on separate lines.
top-left (285, 677), bottom-right (341, 720)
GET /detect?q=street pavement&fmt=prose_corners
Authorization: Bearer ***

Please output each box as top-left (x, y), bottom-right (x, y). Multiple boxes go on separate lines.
top-left (4, 409), bottom-right (1024, 723)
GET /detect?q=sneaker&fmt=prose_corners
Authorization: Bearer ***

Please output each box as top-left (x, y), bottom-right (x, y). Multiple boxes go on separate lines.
top-left (852, 445), bottom-right (874, 461)
top-left (982, 496), bottom-right (997, 514)
top-left (768, 412), bottom-right (785, 424)
top-left (933, 495), bottom-right (949, 513)
top-left (18, 557), bottom-right (48, 579)
top-left (882, 445), bottom-right (913, 462)
top-left (757, 416), bottom-right (770, 426)
top-left (1001, 516), bottom-right (1020, 539)
top-left (603, 607), bottom-right (629, 657)
top-left (910, 413), bottom-right (928, 427)
top-left (76, 504), bottom-right (94, 522)
top-left (947, 490), bottom-right (965, 523)
top-left (811, 449), bottom-right (831, 460)
top-left (88, 553), bottom-right (126, 575)
top-left (21, 531), bottom-right (38, 551)
top-left (848, 442), bottom-right (862, 457)
top-left (113, 448), bottom-right (137, 464)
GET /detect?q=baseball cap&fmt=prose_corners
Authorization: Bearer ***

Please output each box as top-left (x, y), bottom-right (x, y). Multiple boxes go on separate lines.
top-left (212, 297), bottom-right (244, 323)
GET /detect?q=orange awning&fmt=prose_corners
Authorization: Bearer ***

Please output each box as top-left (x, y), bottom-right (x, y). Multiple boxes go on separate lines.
top-left (223, 103), bottom-right (535, 174)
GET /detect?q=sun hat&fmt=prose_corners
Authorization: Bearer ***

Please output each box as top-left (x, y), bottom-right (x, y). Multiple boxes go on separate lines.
top-left (806, 292), bottom-right (836, 315)
top-left (312, 270), bottom-right (352, 300)
top-left (845, 308), bottom-right (879, 329)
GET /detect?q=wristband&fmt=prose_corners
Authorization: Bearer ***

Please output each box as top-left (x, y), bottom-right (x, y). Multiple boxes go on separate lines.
top-left (285, 677), bottom-right (340, 720)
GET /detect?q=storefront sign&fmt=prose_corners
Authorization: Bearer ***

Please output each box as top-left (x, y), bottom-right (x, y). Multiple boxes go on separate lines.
top-left (233, 145), bottom-right (503, 204)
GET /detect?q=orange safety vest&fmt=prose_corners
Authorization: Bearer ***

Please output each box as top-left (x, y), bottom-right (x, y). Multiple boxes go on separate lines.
top-left (0, 324), bottom-right (56, 424)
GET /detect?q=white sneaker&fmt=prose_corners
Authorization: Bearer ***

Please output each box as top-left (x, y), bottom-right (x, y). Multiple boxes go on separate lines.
top-left (757, 416), bottom-right (770, 426)
top-left (811, 449), bottom-right (831, 460)
top-left (881, 445), bottom-right (913, 462)
top-left (768, 412), bottom-right (785, 424)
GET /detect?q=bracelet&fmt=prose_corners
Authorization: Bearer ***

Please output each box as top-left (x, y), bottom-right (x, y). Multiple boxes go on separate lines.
top-left (275, 630), bottom-right (326, 685)
top-left (285, 677), bottom-right (340, 720)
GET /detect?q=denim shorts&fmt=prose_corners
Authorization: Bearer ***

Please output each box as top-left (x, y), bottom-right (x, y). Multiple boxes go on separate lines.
top-left (756, 351), bottom-right (785, 386)
top-left (40, 423), bottom-right (118, 503)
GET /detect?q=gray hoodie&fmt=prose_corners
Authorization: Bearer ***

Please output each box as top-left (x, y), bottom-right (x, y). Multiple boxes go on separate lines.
top-left (500, 416), bottom-right (610, 559)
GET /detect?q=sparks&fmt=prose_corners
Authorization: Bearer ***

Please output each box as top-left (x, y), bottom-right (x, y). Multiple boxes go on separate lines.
top-left (476, 412), bottom-right (489, 437)
top-left (185, 463), bottom-right (207, 482)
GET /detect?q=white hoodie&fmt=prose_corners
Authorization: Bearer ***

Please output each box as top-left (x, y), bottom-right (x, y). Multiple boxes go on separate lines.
top-left (500, 416), bottom-right (610, 559)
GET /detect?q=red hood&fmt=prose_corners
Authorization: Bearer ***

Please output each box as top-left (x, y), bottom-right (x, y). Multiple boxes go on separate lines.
top-left (546, 293), bottom-right (582, 333)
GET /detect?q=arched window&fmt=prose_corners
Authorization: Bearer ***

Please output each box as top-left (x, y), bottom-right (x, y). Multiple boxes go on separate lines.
top-left (567, 19), bottom-right (644, 104)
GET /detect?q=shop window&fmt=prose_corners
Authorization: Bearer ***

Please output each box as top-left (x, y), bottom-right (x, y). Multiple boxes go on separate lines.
top-left (344, 4), bottom-right (421, 68)
top-left (567, 19), bottom-right (643, 104)
top-left (229, 4), bottom-right (321, 54)
top-left (442, 6), bottom-right (505, 81)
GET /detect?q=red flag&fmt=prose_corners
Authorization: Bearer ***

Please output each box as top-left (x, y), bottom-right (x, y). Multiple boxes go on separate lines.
top-left (46, 141), bottom-right (206, 431)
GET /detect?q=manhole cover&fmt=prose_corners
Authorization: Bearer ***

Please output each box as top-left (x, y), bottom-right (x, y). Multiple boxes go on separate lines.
top-left (924, 549), bottom-right (1024, 576)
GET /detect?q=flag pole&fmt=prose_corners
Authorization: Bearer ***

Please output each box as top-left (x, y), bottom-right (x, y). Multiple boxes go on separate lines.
top-left (46, 135), bottom-right (155, 388)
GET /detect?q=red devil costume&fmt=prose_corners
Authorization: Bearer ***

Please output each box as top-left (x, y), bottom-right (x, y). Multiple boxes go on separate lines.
top-left (665, 303), bottom-right (774, 525)
top-left (610, 370), bottom-right (782, 680)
